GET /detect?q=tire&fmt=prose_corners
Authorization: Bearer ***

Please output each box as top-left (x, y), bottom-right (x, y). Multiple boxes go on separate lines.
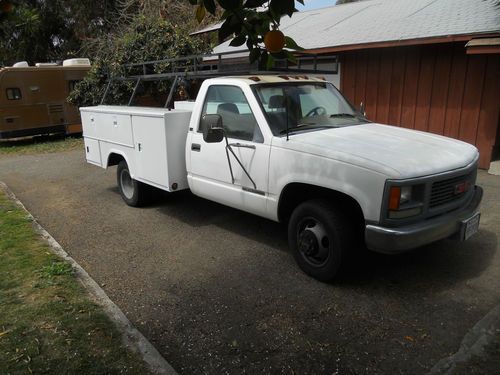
top-left (288, 200), bottom-right (353, 282)
top-left (117, 160), bottom-right (147, 207)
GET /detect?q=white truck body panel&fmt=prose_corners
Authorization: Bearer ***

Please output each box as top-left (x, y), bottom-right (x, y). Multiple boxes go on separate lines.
top-left (282, 123), bottom-right (478, 179)
top-left (266, 138), bottom-right (388, 222)
top-left (81, 105), bottom-right (191, 191)
top-left (174, 101), bottom-right (196, 111)
top-left (265, 124), bottom-right (479, 222)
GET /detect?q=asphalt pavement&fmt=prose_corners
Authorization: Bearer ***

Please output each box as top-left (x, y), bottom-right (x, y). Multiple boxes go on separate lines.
top-left (0, 148), bottom-right (499, 374)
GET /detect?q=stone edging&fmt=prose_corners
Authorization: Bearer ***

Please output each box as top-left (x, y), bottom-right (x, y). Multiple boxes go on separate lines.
top-left (430, 303), bottom-right (500, 374)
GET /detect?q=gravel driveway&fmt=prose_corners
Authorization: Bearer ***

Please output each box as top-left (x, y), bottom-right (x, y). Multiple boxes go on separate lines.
top-left (1, 149), bottom-right (499, 374)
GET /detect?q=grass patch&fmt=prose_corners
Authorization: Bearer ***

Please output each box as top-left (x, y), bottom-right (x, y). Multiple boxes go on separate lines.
top-left (40, 261), bottom-right (74, 278)
top-left (0, 135), bottom-right (83, 156)
top-left (0, 191), bottom-right (151, 374)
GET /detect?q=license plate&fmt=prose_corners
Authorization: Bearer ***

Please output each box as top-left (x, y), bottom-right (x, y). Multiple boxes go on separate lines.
top-left (461, 213), bottom-right (480, 241)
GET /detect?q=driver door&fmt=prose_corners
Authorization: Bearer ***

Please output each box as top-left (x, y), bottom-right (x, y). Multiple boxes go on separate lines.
top-left (189, 84), bottom-right (271, 217)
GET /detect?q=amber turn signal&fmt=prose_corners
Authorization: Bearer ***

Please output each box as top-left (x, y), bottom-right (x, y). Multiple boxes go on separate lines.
top-left (388, 186), bottom-right (401, 210)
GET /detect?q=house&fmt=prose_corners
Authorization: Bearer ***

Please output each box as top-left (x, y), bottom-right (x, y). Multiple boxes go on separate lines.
top-left (196, 0), bottom-right (500, 169)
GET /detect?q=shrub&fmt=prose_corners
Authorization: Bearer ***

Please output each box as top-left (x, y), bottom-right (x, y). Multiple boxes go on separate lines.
top-left (68, 15), bottom-right (208, 107)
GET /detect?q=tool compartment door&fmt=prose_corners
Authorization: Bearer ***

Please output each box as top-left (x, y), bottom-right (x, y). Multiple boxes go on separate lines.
top-left (80, 110), bottom-right (133, 147)
top-left (131, 114), bottom-right (169, 189)
top-left (83, 137), bottom-right (101, 166)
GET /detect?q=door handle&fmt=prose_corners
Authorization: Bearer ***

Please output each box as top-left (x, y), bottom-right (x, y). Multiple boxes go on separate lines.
top-left (229, 142), bottom-right (256, 150)
top-left (191, 143), bottom-right (201, 152)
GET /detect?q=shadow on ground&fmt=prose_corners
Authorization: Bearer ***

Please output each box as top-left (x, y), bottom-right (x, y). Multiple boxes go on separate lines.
top-left (112, 185), bottom-right (497, 292)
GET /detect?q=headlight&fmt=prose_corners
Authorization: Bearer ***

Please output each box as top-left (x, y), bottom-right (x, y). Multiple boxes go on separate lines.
top-left (387, 184), bottom-right (424, 219)
top-left (400, 186), bottom-right (412, 205)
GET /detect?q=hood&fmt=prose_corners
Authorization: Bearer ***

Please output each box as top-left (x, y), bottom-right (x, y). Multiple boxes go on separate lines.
top-left (278, 123), bottom-right (478, 179)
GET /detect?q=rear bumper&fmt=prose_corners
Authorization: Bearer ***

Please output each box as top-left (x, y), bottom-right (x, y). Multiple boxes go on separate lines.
top-left (365, 186), bottom-right (483, 254)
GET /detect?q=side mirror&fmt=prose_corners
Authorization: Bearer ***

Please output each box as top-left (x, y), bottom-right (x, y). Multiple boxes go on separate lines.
top-left (359, 101), bottom-right (366, 116)
top-left (201, 114), bottom-right (224, 143)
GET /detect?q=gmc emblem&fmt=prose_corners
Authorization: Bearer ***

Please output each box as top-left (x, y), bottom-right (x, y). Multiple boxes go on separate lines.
top-left (454, 181), bottom-right (471, 195)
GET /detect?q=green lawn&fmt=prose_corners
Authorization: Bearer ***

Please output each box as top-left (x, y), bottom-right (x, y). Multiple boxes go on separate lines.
top-left (0, 135), bottom-right (83, 156)
top-left (0, 191), bottom-right (151, 374)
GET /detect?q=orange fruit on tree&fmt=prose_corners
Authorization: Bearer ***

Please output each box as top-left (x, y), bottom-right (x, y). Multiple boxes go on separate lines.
top-left (264, 29), bottom-right (285, 53)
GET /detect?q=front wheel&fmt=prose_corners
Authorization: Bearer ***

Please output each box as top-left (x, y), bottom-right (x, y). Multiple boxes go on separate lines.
top-left (288, 200), bottom-right (352, 282)
top-left (117, 160), bottom-right (147, 207)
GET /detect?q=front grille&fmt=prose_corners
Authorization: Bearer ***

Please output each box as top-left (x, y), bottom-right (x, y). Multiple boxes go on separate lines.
top-left (429, 172), bottom-right (473, 209)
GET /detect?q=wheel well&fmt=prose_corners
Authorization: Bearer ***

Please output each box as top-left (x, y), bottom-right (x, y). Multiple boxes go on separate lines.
top-left (107, 153), bottom-right (125, 167)
top-left (278, 183), bottom-right (365, 225)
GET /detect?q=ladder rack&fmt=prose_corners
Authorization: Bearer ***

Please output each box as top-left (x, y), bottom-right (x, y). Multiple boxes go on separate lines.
top-left (101, 50), bottom-right (338, 108)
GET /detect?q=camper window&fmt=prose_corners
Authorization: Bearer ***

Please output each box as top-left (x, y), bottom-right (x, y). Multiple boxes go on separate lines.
top-left (6, 88), bottom-right (22, 100)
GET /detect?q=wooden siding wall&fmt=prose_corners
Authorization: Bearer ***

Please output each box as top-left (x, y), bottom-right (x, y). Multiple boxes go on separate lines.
top-left (340, 43), bottom-right (500, 168)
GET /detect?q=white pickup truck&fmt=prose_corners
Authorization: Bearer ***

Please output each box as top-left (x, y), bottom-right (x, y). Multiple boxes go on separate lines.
top-left (81, 75), bottom-right (482, 281)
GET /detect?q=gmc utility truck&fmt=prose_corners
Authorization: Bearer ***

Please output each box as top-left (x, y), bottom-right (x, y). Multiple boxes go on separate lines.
top-left (81, 58), bottom-right (482, 281)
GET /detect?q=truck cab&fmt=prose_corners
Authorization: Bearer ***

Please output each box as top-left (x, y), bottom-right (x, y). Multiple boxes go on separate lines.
top-left (185, 76), bottom-right (482, 280)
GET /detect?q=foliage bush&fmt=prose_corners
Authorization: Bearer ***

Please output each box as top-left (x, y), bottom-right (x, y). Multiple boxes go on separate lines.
top-left (0, 0), bottom-right (117, 66)
top-left (68, 16), bottom-right (208, 108)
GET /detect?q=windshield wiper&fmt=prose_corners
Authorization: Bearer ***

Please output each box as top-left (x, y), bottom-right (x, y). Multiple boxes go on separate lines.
top-left (279, 124), bottom-right (332, 135)
top-left (329, 113), bottom-right (356, 118)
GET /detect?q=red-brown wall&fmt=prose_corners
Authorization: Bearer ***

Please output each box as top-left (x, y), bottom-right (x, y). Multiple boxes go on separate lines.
top-left (340, 43), bottom-right (500, 168)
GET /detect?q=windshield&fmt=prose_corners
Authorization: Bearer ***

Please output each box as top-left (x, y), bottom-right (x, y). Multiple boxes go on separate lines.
top-left (253, 81), bottom-right (369, 136)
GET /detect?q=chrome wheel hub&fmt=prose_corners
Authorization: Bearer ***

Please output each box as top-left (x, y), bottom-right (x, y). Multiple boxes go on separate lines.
top-left (297, 218), bottom-right (330, 267)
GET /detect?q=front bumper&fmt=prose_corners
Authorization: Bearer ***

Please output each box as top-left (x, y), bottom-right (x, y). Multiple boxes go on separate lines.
top-left (365, 186), bottom-right (483, 254)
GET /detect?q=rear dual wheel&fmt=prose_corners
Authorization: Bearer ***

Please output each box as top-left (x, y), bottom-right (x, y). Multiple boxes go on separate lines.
top-left (289, 200), bottom-right (353, 282)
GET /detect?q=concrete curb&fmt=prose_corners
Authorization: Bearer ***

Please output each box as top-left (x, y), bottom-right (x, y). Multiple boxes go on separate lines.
top-left (430, 302), bottom-right (500, 374)
top-left (0, 182), bottom-right (177, 375)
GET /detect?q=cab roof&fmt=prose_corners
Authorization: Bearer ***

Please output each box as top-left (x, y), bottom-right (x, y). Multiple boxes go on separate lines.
top-left (211, 75), bottom-right (328, 84)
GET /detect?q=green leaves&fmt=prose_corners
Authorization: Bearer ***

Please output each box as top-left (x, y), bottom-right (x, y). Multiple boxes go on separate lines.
top-left (194, 0), bottom-right (217, 22)
top-left (249, 48), bottom-right (261, 64)
top-left (195, 5), bottom-right (206, 23)
top-left (218, 0), bottom-right (242, 10)
top-left (0, 0), bottom-right (119, 66)
top-left (269, 0), bottom-right (296, 17)
top-left (203, 0), bottom-right (216, 14)
top-left (244, 0), bottom-right (268, 7)
top-left (266, 53), bottom-right (275, 70)
top-left (229, 33), bottom-right (247, 47)
top-left (219, 13), bottom-right (242, 42)
top-left (285, 36), bottom-right (303, 51)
